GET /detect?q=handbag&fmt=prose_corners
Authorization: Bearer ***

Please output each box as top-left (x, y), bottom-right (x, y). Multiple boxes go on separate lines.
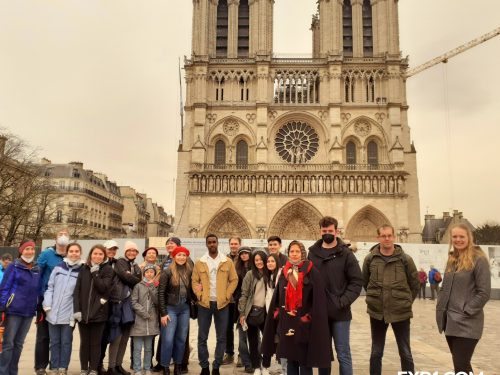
top-left (246, 305), bottom-right (265, 326)
top-left (189, 301), bottom-right (198, 320)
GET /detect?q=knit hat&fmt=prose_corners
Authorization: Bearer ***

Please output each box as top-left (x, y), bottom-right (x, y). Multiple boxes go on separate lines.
top-left (166, 237), bottom-right (181, 246)
top-left (172, 246), bottom-right (190, 258)
top-left (143, 264), bottom-right (157, 276)
top-left (142, 247), bottom-right (158, 258)
top-left (238, 246), bottom-right (252, 255)
top-left (104, 240), bottom-right (119, 250)
top-left (19, 240), bottom-right (35, 254)
top-left (124, 241), bottom-right (139, 254)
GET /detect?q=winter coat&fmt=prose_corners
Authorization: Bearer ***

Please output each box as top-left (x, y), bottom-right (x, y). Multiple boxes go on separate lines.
top-left (436, 254), bottom-right (491, 340)
top-left (307, 239), bottom-right (363, 321)
top-left (362, 244), bottom-right (419, 323)
top-left (192, 253), bottom-right (238, 309)
top-left (158, 266), bottom-right (194, 317)
top-left (38, 246), bottom-right (65, 294)
top-left (429, 268), bottom-right (440, 285)
top-left (43, 260), bottom-right (83, 325)
top-left (0, 259), bottom-right (41, 317)
top-left (262, 260), bottom-right (332, 368)
top-left (418, 271), bottom-right (428, 284)
top-left (130, 280), bottom-right (160, 337)
top-left (265, 268), bottom-right (282, 312)
top-left (238, 271), bottom-right (267, 319)
top-left (114, 257), bottom-right (142, 299)
top-left (73, 262), bottom-right (114, 324)
top-left (0, 263), bottom-right (7, 284)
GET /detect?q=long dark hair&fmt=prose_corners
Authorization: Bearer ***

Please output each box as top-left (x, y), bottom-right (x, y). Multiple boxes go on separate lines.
top-left (250, 250), bottom-right (269, 285)
top-left (86, 244), bottom-right (107, 266)
top-left (266, 253), bottom-right (279, 288)
top-left (235, 250), bottom-right (251, 280)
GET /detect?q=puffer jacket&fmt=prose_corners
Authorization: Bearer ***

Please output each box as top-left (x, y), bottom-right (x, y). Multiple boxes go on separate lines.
top-left (158, 266), bottom-right (194, 317)
top-left (0, 259), bottom-right (41, 317)
top-left (37, 246), bottom-right (65, 295)
top-left (43, 260), bottom-right (83, 325)
top-left (73, 262), bottom-right (113, 324)
top-left (362, 244), bottom-right (419, 323)
top-left (130, 280), bottom-right (160, 337)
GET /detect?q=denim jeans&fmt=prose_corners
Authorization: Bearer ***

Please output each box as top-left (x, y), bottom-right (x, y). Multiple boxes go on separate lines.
top-left (35, 317), bottom-right (50, 370)
top-left (287, 360), bottom-right (312, 375)
top-left (0, 314), bottom-right (33, 375)
top-left (197, 302), bottom-right (228, 369)
top-left (318, 319), bottom-right (352, 375)
top-left (369, 317), bottom-right (414, 375)
top-left (237, 324), bottom-right (251, 367)
top-left (132, 336), bottom-right (154, 372)
top-left (48, 323), bottom-right (74, 369)
top-left (160, 302), bottom-right (190, 366)
top-left (225, 303), bottom-right (235, 355)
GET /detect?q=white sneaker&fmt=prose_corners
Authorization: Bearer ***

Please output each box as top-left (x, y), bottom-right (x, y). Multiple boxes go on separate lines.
top-left (253, 369), bottom-right (261, 375)
top-left (261, 368), bottom-right (270, 375)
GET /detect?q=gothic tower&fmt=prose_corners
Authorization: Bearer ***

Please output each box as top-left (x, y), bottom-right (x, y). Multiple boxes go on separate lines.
top-left (175, 0), bottom-right (421, 242)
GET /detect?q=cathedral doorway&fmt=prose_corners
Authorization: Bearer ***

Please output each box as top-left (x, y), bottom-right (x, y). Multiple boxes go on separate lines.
top-left (268, 198), bottom-right (323, 240)
top-left (344, 205), bottom-right (391, 242)
top-left (205, 208), bottom-right (252, 239)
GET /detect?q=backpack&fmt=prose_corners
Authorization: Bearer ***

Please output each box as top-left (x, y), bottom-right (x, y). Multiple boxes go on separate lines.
top-left (433, 270), bottom-right (442, 283)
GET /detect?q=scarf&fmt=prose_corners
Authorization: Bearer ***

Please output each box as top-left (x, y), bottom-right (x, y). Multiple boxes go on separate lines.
top-left (283, 260), bottom-right (312, 314)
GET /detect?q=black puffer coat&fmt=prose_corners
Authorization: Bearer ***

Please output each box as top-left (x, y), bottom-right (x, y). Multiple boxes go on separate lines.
top-left (73, 262), bottom-right (114, 323)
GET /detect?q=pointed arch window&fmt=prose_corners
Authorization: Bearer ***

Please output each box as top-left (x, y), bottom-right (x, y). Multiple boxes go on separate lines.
top-left (367, 141), bottom-right (378, 165)
top-left (343, 0), bottom-right (353, 56)
top-left (236, 140), bottom-right (248, 168)
top-left (362, 0), bottom-right (373, 56)
top-left (366, 77), bottom-right (375, 102)
top-left (346, 141), bottom-right (357, 164)
top-left (238, 0), bottom-right (249, 57)
top-left (345, 76), bottom-right (355, 102)
top-left (216, 0), bottom-right (229, 57)
top-left (215, 140), bottom-right (226, 166)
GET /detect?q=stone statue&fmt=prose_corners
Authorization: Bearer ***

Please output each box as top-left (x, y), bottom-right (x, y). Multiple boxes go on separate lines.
top-left (388, 176), bottom-right (395, 193)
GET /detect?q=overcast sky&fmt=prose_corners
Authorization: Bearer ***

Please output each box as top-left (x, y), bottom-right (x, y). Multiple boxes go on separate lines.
top-left (0, 1), bottom-right (499, 227)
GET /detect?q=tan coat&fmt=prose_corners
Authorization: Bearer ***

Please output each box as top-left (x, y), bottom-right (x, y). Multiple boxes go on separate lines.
top-left (192, 253), bottom-right (238, 309)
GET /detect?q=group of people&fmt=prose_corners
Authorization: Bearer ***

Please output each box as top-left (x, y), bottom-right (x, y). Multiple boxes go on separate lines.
top-left (417, 265), bottom-right (442, 300)
top-left (0, 218), bottom-right (492, 375)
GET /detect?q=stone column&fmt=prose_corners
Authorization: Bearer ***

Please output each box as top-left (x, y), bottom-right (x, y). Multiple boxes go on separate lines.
top-left (227, 0), bottom-right (239, 58)
top-left (351, 0), bottom-right (363, 57)
top-left (248, 0), bottom-right (258, 56)
top-left (208, 0), bottom-right (218, 57)
top-left (387, 0), bottom-right (400, 55)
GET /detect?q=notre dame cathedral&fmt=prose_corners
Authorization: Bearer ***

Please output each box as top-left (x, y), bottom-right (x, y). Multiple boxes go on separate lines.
top-left (175, 0), bottom-right (421, 242)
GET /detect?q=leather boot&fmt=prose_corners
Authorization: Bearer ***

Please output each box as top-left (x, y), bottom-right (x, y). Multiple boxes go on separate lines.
top-left (173, 364), bottom-right (181, 375)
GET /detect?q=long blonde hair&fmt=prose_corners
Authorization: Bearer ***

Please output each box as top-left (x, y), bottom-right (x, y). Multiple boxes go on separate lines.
top-left (170, 258), bottom-right (192, 286)
top-left (446, 224), bottom-right (486, 272)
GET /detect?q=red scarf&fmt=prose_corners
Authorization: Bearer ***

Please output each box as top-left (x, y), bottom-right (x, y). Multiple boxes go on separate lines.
top-left (283, 261), bottom-right (312, 313)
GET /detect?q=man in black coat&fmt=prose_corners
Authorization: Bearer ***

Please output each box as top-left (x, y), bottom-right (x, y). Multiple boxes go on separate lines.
top-left (307, 216), bottom-right (363, 375)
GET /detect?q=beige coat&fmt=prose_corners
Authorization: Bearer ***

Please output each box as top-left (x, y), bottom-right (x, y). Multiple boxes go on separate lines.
top-left (192, 253), bottom-right (238, 309)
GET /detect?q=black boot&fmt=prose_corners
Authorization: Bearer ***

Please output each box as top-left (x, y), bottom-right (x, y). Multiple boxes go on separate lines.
top-left (174, 364), bottom-right (182, 375)
top-left (163, 367), bottom-right (170, 375)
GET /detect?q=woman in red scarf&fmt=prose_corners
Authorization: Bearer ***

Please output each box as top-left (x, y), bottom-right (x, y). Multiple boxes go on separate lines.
top-left (261, 241), bottom-right (332, 375)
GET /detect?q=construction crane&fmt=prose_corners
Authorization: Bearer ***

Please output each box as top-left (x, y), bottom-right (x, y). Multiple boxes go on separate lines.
top-left (406, 26), bottom-right (500, 78)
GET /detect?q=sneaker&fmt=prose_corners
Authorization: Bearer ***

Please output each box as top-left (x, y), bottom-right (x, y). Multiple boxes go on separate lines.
top-left (81, 371), bottom-right (89, 375)
top-left (244, 366), bottom-right (254, 374)
top-left (212, 369), bottom-right (220, 375)
top-left (134, 372), bottom-right (143, 375)
top-left (116, 366), bottom-right (131, 375)
top-left (89, 371), bottom-right (99, 375)
top-left (58, 369), bottom-right (68, 375)
top-left (200, 368), bottom-right (210, 375)
top-left (236, 355), bottom-right (243, 368)
top-left (253, 369), bottom-right (261, 375)
top-left (261, 368), bottom-right (270, 375)
top-left (36, 370), bottom-right (48, 375)
top-left (222, 354), bottom-right (234, 365)
top-left (152, 364), bottom-right (163, 373)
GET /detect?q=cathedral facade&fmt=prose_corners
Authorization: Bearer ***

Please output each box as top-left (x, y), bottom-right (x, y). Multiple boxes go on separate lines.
top-left (175, 0), bottom-right (421, 242)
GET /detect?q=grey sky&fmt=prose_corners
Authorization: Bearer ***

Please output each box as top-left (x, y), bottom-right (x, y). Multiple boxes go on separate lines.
top-left (0, 1), bottom-right (499, 227)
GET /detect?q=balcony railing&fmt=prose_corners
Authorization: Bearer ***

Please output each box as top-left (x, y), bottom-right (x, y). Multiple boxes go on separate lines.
top-left (191, 163), bottom-right (396, 172)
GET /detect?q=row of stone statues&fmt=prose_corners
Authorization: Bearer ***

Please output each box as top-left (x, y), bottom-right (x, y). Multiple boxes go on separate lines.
top-left (189, 173), bottom-right (406, 195)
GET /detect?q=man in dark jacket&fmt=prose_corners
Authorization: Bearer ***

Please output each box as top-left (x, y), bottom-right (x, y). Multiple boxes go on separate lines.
top-left (267, 236), bottom-right (288, 268)
top-left (362, 224), bottom-right (419, 375)
top-left (308, 216), bottom-right (362, 375)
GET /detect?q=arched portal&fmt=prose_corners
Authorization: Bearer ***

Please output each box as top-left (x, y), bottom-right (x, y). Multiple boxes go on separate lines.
top-left (344, 205), bottom-right (391, 242)
top-left (205, 208), bottom-right (252, 239)
top-left (268, 199), bottom-right (323, 240)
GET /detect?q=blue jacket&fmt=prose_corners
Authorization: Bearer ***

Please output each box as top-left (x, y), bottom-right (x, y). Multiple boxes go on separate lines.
top-left (43, 260), bottom-right (83, 325)
top-left (38, 246), bottom-right (65, 295)
top-left (0, 259), bottom-right (41, 317)
top-left (0, 263), bottom-right (7, 284)
top-left (429, 268), bottom-right (440, 285)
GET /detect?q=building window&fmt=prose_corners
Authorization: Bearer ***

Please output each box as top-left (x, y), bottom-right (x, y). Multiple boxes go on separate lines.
top-left (275, 121), bottom-right (319, 164)
top-left (367, 141), bottom-right (378, 165)
top-left (346, 141), bottom-right (357, 164)
top-left (366, 77), bottom-right (375, 102)
top-left (236, 140), bottom-right (248, 167)
top-left (362, 0), bottom-right (373, 56)
top-left (72, 168), bottom-right (80, 178)
top-left (216, 0), bottom-right (228, 57)
top-left (345, 76), bottom-right (355, 102)
top-left (215, 140), bottom-right (226, 166)
top-left (238, 0), bottom-right (249, 57)
top-left (56, 210), bottom-right (62, 223)
top-left (343, 0), bottom-right (353, 56)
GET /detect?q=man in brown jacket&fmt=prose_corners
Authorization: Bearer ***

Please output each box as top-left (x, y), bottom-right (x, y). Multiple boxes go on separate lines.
top-left (362, 224), bottom-right (419, 375)
top-left (192, 234), bottom-right (238, 375)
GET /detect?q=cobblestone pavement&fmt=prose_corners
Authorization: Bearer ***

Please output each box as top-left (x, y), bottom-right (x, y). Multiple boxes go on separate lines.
top-left (17, 298), bottom-right (500, 375)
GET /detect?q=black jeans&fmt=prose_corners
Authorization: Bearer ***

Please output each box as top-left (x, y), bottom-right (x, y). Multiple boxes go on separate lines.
top-left (225, 303), bottom-right (236, 356)
top-left (418, 283), bottom-right (426, 299)
top-left (287, 360), bottom-right (312, 375)
top-left (445, 335), bottom-right (479, 373)
top-left (79, 322), bottom-right (106, 371)
top-left (35, 319), bottom-right (50, 370)
top-left (247, 319), bottom-right (265, 369)
top-left (369, 317), bottom-right (414, 375)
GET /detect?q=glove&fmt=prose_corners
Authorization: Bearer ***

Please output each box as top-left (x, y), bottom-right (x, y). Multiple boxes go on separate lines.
top-left (43, 306), bottom-right (51, 313)
top-left (0, 311), bottom-right (5, 325)
top-left (73, 312), bottom-right (82, 322)
top-left (90, 265), bottom-right (99, 273)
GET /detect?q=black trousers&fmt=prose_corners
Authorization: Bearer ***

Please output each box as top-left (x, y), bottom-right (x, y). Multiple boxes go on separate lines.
top-left (35, 318), bottom-right (50, 370)
top-left (225, 303), bottom-right (236, 355)
top-left (445, 335), bottom-right (479, 373)
top-left (79, 322), bottom-right (106, 371)
top-left (247, 320), bottom-right (265, 369)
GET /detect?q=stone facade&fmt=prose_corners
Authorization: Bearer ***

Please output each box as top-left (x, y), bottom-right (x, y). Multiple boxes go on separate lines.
top-left (175, 0), bottom-right (421, 242)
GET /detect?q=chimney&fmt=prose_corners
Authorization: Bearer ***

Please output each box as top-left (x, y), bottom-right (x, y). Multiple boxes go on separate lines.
top-left (0, 135), bottom-right (7, 156)
top-left (443, 212), bottom-right (450, 219)
top-left (40, 157), bottom-right (52, 165)
top-left (424, 214), bottom-right (435, 220)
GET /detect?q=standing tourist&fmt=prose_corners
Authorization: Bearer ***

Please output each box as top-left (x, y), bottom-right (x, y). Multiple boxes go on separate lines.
top-left (130, 265), bottom-right (160, 375)
top-left (0, 253), bottom-right (13, 283)
top-left (262, 241), bottom-right (331, 375)
top-left (436, 224), bottom-right (491, 373)
top-left (266, 236), bottom-right (287, 267)
top-left (192, 234), bottom-right (238, 375)
top-left (308, 216), bottom-right (363, 375)
top-left (0, 240), bottom-right (41, 375)
top-left (158, 246), bottom-right (193, 375)
top-left (362, 225), bottom-right (419, 375)
top-left (43, 242), bottom-right (84, 374)
top-left (141, 247), bottom-right (161, 284)
top-left (418, 268), bottom-right (427, 299)
top-left (428, 265), bottom-right (442, 300)
top-left (36, 229), bottom-right (70, 375)
top-left (73, 244), bottom-right (114, 375)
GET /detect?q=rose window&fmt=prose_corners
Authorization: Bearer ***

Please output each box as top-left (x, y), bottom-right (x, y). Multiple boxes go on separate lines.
top-left (275, 121), bottom-right (319, 164)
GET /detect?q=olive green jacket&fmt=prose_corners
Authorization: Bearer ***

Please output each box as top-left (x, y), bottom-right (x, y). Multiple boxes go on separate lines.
top-left (362, 244), bottom-right (419, 323)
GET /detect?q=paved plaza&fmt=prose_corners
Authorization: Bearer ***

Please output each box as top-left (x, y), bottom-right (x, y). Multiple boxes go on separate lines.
top-left (17, 298), bottom-right (500, 375)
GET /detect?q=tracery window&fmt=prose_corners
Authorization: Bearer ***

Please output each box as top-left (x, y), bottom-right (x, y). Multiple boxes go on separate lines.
top-left (346, 141), bottom-right (357, 164)
top-left (215, 140), bottom-right (226, 166)
top-left (236, 140), bottom-right (248, 168)
top-left (367, 141), bottom-right (378, 165)
top-left (345, 76), bottom-right (355, 102)
top-left (366, 77), bottom-right (375, 102)
top-left (275, 121), bottom-right (319, 164)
